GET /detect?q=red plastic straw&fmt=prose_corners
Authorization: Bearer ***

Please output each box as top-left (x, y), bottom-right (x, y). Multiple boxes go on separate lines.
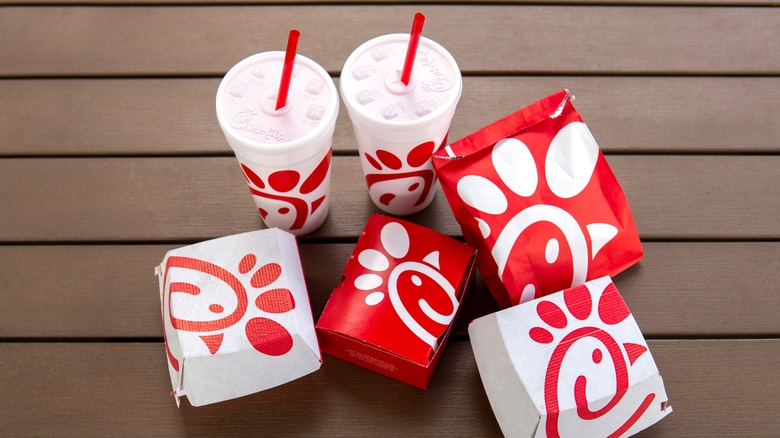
top-left (400, 13), bottom-right (425, 86)
top-left (276, 30), bottom-right (300, 111)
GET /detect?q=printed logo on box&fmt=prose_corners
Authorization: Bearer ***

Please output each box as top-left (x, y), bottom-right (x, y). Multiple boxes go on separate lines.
top-left (470, 277), bottom-right (670, 437)
top-left (161, 253), bottom-right (298, 371)
top-left (527, 278), bottom-right (660, 437)
top-left (158, 230), bottom-right (321, 406)
top-left (353, 220), bottom-right (460, 348)
top-left (317, 215), bottom-right (476, 383)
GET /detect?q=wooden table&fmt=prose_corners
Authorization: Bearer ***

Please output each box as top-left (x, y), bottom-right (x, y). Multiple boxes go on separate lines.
top-left (1, 2), bottom-right (779, 436)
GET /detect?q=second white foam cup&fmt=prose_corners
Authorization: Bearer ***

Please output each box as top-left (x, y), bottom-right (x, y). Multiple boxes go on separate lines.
top-left (216, 52), bottom-right (338, 235)
top-left (340, 34), bottom-right (462, 216)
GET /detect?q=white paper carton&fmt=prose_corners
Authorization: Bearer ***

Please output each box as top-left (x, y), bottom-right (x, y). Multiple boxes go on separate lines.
top-left (156, 229), bottom-right (321, 406)
top-left (469, 276), bottom-right (671, 437)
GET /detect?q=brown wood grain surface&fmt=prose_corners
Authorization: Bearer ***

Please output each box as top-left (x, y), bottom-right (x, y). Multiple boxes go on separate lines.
top-left (0, 340), bottom-right (777, 436)
top-left (1, 242), bottom-right (778, 339)
top-left (0, 156), bottom-right (777, 242)
top-left (1, 6), bottom-right (778, 76)
top-left (2, 77), bottom-right (779, 156)
top-left (1, 0), bottom-right (778, 435)
top-left (2, 0), bottom-right (776, 5)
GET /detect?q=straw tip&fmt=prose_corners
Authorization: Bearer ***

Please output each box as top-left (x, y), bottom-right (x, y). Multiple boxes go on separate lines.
top-left (401, 12), bottom-right (426, 86)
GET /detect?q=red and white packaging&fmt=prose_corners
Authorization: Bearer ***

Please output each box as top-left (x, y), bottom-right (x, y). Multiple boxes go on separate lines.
top-left (316, 214), bottom-right (477, 389)
top-left (156, 229), bottom-right (321, 406)
top-left (432, 90), bottom-right (643, 309)
top-left (469, 276), bottom-right (671, 437)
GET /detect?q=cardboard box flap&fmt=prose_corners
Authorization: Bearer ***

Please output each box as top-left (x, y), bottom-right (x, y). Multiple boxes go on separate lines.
top-left (469, 311), bottom-right (541, 437)
top-left (182, 334), bottom-right (321, 407)
top-left (537, 373), bottom-right (671, 437)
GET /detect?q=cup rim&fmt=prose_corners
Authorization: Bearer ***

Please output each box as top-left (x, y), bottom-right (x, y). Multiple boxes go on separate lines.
top-left (216, 51), bottom-right (339, 154)
top-left (340, 34), bottom-right (463, 130)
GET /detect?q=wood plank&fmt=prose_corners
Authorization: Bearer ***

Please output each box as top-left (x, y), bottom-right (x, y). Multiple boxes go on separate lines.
top-left (0, 340), bottom-right (777, 436)
top-left (3, 0), bottom-right (776, 6)
top-left (0, 156), bottom-right (777, 242)
top-left (1, 243), bottom-right (777, 338)
top-left (1, 6), bottom-right (778, 76)
top-left (3, 77), bottom-right (779, 156)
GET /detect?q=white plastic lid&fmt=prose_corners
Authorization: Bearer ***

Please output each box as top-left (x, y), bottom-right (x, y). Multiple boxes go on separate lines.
top-left (216, 52), bottom-right (338, 154)
top-left (340, 34), bottom-right (462, 129)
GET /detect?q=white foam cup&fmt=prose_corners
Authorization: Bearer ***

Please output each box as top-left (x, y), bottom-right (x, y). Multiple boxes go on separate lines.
top-left (217, 52), bottom-right (338, 235)
top-left (340, 34), bottom-right (462, 215)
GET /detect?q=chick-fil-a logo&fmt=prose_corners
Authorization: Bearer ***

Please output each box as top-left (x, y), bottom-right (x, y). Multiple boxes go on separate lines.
top-left (528, 278), bottom-right (657, 437)
top-left (352, 221), bottom-right (459, 347)
top-left (161, 254), bottom-right (297, 372)
top-left (240, 150), bottom-right (331, 232)
top-left (364, 138), bottom-right (444, 214)
top-left (455, 122), bottom-right (624, 304)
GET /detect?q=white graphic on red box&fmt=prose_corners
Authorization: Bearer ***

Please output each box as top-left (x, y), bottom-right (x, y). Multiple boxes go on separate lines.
top-left (161, 253), bottom-right (297, 372)
top-left (240, 149), bottom-right (331, 232)
top-left (525, 278), bottom-right (662, 437)
top-left (364, 138), bottom-right (444, 212)
top-left (353, 220), bottom-right (459, 347)
top-left (455, 124), bottom-right (620, 304)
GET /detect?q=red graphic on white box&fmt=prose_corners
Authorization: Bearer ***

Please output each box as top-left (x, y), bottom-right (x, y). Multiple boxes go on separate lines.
top-left (529, 278), bottom-right (654, 437)
top-left (158, 229), bottom-right (321, 406)
top-left (353, 220), bottom-right (459, 347)
top-left (161, 253), bottom-right (296, 372)
top-left (455, 123), bottom-right (618, 304)
top-left (364, 138), bottom-right (443, 213)
top-left (240, 149), bottom-right (331, 231)
top-left (469, 276), bottom-right (670, 437)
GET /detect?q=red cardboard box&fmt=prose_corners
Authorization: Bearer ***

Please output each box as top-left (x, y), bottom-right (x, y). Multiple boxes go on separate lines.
top-left (316, 214), bottom-right (477, 389)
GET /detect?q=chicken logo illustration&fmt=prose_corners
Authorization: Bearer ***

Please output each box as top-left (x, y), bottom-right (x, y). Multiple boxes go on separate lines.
top-left (363, 138), bottom-right (444, 215)
top-left (161, 253), bottom-right (297, 372)
top-left (240, 149), bottom-right (331, 232)
top-left (529, 278), bottom-right (659, 437)
top-left (434, 91), bottom-right (642, 308)
top-left (353, 220), bottom-right (459, 348)
top-left (453, 120), bottom-right (639, 305)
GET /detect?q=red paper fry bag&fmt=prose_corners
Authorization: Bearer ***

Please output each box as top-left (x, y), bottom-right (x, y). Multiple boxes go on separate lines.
top-left (432, 89), bottom-right (642, 309)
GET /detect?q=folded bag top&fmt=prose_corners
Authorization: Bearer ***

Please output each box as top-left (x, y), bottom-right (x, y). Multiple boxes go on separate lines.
top-left (433, 89), bottom-right (643, 309)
